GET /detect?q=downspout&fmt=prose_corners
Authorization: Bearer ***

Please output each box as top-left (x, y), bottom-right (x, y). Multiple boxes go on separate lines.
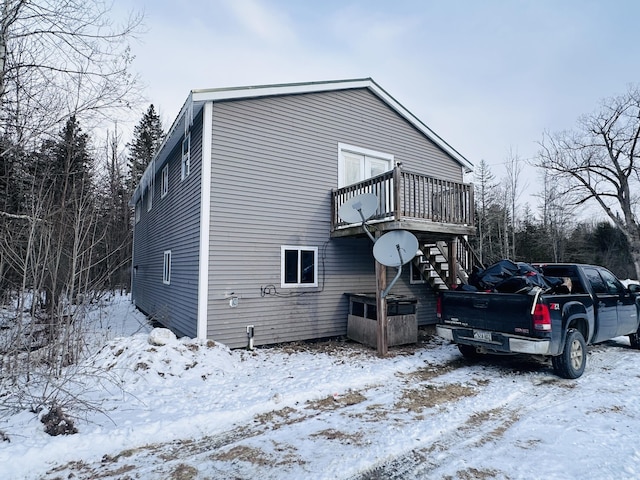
top-left (197, 101), bottom-right (213, 339)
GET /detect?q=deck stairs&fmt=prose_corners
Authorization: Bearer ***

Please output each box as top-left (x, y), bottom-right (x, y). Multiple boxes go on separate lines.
top-left (412, 241), bottom-right (473, 291)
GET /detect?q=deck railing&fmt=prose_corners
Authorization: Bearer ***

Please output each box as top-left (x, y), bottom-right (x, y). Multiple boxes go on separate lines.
top-left (331, 167), bottom-right (474, 230)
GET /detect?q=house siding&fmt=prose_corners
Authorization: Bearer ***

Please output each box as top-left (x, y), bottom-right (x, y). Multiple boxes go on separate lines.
top-left (132, 112), bottom-right (203, 337)
top-left (206, 89), bottom-right (451, 348)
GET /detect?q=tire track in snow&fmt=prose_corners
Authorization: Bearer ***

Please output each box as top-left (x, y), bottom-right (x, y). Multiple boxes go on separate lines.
top-left (42, 344), bottom-right (610, 480)
top-left (348, 359), bottom-right (583, 480)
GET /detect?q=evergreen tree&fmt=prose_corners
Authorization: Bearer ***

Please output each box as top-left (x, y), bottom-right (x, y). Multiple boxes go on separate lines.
top-left (127, 104), bottom-right (164, 190)
top-left (50, 115), bottom-right (92, 209)
top-left (40, 116), bottom-right (95, 317)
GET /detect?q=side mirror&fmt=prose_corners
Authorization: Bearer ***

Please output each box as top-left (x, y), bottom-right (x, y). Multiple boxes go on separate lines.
top-left (628, 283), bottom-right (640, 294)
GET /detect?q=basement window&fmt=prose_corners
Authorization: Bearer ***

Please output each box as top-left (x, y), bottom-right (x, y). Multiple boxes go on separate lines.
top-left (281, 246), bottom-right (318, 288)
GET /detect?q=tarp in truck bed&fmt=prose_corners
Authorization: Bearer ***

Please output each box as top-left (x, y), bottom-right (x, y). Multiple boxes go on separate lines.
top-left (465, 259), bottom-right (565, 294)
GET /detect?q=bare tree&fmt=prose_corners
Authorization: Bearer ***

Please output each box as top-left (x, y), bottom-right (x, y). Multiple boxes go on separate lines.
top-left (504, 150), bottom-right (527, 259)
top-left (473, 159), bottom-right (497, 264)
top-left (536, 85), bottom-right (640, 277)
top-left (0, 1), bottom-right (144, 420)
top-left (0, 0), bottom-right (143, 149)
top-left (536, 169), bottom-right (575, 262)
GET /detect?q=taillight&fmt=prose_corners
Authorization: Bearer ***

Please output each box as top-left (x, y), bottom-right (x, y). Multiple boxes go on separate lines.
top-left (532, 304), bottom-right (551, 331)
top-left (436, 295), bottom-right (442, 319)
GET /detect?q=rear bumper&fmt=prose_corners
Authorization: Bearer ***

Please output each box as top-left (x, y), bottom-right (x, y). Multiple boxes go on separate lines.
top-left (436, 325), bottom-right (552, 355)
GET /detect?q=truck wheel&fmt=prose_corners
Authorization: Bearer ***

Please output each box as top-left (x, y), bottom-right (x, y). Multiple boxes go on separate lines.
top-left (458, 344), bottom-right (482, 360)
top-left (552, 329), bottom-right (586, 379)
top-left (629, 328), bottom-right (640, 349)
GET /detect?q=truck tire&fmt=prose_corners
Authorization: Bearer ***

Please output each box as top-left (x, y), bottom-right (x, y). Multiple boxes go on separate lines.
top-left (629, 327), bottom-right (640, 349)
top-left (552, 329), bottom-right (586, 379)
top-left (458, 344), bottom-right (482, 360)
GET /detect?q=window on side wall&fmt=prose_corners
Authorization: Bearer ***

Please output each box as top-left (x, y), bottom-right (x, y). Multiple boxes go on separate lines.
top-left (281, 246), bottom-right (318, 288)
top-left (163, 250), bottom-right (171, 285)
top-left (181, 133), bottom-right (191, 180)
top-left (135, 200), bottom-right (141, 223)
top-left (337, 143), bottom-right (393, 188)
top-left (146, 183), bottom-right (153, 212)
top-left (161, 164), bottom-right (169, 198)
top-left (410, 261), bottom-right (426, 284)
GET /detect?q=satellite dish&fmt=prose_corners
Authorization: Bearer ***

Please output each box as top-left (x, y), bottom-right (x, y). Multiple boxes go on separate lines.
top-left (373, 230), bottom-right (419, 267)
top-left (337, 193), bottom-right (378, 224)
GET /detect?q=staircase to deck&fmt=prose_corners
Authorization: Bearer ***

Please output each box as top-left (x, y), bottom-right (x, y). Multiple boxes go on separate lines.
top-left (412, 238), bottom-right (482, 291)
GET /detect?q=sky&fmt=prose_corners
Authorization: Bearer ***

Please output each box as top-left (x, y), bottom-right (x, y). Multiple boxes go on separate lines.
top-left (113, 0), bottom-right (640, 211)
top-left (2, 293), bottom-right (640, 479)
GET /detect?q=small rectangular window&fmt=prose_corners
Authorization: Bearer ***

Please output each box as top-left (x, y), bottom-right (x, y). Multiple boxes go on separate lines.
top-left (163, 250), bottom-right (171, 285)
top-left (161, 164), bottom-right (169, 198)
top-left (281, 246), bottom-right (318, 288)
top-left (146, 183), bottom-right (153, 212)
top-left (135, 200), bottom-right (141, 223)
top-left (410, 261), bottom-right (426, 284)
top-left (181, 133), bottom-right (190, 180)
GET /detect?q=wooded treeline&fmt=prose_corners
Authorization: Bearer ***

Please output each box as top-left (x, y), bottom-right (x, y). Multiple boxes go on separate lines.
top-left (471, 157), bottom-right (636, 280)
top-left (0, 1), bottom-right (165, 402)
top-left (471, 83), bottom-right (640, 281)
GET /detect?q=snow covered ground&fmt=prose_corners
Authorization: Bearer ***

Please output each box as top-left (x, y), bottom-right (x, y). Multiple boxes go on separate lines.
top-left (1, 293), bottom-right (640, 479)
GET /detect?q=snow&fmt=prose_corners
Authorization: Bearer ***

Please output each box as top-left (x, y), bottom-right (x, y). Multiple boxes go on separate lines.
top-left (2, 293), bottom-right (640, 479)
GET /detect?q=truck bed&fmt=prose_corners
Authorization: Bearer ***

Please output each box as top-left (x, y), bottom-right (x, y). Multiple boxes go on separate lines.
top-left (439, 291), bottom-right (536, 335)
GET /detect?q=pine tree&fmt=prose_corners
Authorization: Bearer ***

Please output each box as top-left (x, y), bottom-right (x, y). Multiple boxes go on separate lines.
top-left (50, 115), bottom-right (92, 209)
top-left (127, 104), bottom-right (164, 190)
top-left (40, 115), bottom-right (94, 318)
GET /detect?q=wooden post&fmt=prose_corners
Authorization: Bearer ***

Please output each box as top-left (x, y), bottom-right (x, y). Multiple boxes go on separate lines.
top-left (448, 237), bottom-right (458, 289)
top-left (393, 165), bottom-right (401, 220)
top-left (375, 232), bottom-right (388, 357)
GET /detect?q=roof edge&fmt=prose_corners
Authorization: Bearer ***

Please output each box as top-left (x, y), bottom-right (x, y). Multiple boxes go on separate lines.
top-left (130, 78), bottom-right (473, 206)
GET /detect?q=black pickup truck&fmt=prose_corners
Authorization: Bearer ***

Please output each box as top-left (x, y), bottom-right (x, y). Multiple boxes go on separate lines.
top-left (436, 263), bottom-right (640, 378)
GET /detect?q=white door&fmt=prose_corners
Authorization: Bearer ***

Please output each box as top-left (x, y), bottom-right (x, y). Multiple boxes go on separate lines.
top-left (339, 150), bottom-right (392, 188)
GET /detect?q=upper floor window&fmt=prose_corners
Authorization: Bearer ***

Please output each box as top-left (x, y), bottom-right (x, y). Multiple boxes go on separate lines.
top-left (161, 164), bottom-right (169, 198)
top-left (281, 246), bottom-right (318, 288)
top-left (135, 200), bottom-right (141, 223)
top-left (181, 133), bottom-right (191, 180)
top-left (146, 183), bottom-right (153, 212)
top-left (338, 143), bottom-right (393, 188)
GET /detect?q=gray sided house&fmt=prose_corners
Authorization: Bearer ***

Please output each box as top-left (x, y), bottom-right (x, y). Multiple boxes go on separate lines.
top-left (130, 78), bottom-right (477, 349)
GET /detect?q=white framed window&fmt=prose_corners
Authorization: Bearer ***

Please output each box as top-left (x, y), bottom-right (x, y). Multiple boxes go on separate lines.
top-left (281, 246), bottom-right (318, 288)
top-left (146, 183), bottom-right (153, 212)
top-left (337, 143), bottom-right (393, 188)
top-left (135, 200), bottom-right (141, 223)
top-left (163, 250), bottom-right (172, 285)
top-left (161, 164), bottom-right (169, 198)
top-left (181, 133), bottom-right (191, 180)
top-left (410, 260), bottom-right (427, 285)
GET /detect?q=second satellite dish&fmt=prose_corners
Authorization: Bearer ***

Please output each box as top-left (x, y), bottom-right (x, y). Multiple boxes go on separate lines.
top-left (373, 230), bottom-right (419, 267)
top-left (337, 193), bottom-right (378, 224)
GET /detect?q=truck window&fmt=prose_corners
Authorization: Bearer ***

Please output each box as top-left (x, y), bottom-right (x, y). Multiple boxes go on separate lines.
top-left (539, 265), bottom-right (585, 293)
top-left (584, 268), bottom-right (607, 294)
top-left (599, 268), bottom-right (625, 295)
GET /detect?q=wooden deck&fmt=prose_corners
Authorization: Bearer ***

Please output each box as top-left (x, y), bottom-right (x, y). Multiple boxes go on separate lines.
top-left (331, 167), bottom-right (476, 240)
